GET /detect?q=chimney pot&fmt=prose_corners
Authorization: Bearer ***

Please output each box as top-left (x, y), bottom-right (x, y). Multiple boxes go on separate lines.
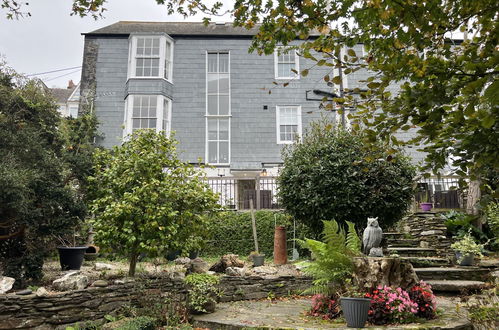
top-left (67, 80), bottom-right (75, 89)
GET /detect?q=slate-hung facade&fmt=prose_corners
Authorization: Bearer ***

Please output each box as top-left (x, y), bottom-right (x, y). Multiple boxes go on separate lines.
top-left (80, 21), bottom-right (422, 178)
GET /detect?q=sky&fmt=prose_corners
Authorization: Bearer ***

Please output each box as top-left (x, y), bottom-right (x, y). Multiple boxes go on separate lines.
top-left (0, 0), bottom-right (218, 88)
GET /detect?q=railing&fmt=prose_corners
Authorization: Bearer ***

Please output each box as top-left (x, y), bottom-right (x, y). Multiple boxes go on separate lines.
top-left (206, 176), bottom-right (280, 210)
top-left (415, 175), bottom-right (465, 209)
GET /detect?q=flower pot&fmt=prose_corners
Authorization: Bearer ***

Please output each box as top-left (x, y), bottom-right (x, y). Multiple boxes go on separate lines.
top-left (252, 254), bottom-right (265, 267)
top-left (189, 250), bottom-right (199, 259)
top-left (420, 202), bottom-right (433, 212)
top-left (166, 250), bottom-right (181, 261)
top-left (57, 246), bottom-right (88, 270)
top-left (456, 252), bottom-right (474, 266)
top-left (340, 297), bottom-right (371, 328)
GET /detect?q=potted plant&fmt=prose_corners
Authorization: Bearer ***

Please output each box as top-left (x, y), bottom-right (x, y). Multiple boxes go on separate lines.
top-left (184, 273), bottom-right (222, 314)
top-left (55, 229), bottom-right (88, 270)
top-left (450, 231), bottom-right (484, 266)
top-left (340, 281), bottom-right (371, 328)
top-left (419, 190), bottom-right (433, 212)
top-left (249, 251), bottom-right (265, 267)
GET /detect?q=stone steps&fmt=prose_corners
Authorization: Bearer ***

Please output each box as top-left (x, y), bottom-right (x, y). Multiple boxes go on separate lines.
top-left (399, 256), bottom-right (451, 267)
top-left (415, 267), bottom-right (491, 281)
top-left (384, 232), bottom-right (406, 239)
top-left (387, 247), bottom-right (438, 257)
top-left (425, 280), bottom-right (487, 293)
top-left (387, 238), bottom-right (420, 247)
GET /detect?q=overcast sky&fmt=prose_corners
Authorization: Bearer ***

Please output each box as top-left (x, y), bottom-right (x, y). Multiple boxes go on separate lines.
top-left (0, 0), bottom-right (216, 88)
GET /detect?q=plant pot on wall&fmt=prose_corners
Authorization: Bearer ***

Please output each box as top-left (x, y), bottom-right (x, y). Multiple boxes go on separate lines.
top-left (420, 202), bottom-right (433, 212)
top-left (340, 297), bottom-right (371, 328)
top-left (252, 254), bottom-right (265, 267)
top-left (456, 252), bottom-right (474, 266)
top-left (57, 246), bottom-right (88, 270)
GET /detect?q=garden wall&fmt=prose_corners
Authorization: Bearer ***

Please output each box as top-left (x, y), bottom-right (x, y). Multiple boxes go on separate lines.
top-left (404, 212), bottom-right (453, 257)
top-left (0, 275), bottom-right (312, 329)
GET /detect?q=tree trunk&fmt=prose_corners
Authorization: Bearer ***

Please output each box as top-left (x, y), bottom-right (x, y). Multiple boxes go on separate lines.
top-left (466, 179), bottom-right (481, 229)
top-left (129, 240), bottom-right (139, 277)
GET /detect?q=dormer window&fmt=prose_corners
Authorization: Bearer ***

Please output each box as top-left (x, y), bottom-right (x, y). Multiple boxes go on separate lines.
top-left (128, 35), bottom-right (173, 81)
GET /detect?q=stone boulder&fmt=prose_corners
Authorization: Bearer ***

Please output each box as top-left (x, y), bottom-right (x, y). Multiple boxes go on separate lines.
top-left (174, 257), bottom-right (191, 266)
top-left (353, 257), bottom-right (419, 291)
top-left (226, 267), bottom-right (246, 276)
top-left (0, 276), bottom-right (15, 294)
top-left (209, 254), bottom-right (245, 273)
top-left (35, 287), bottom-right (48, 297)
top-left (186, 257), bottom-right (209, 274)
top-left (252, 266), bottom-right (278, 276)
top-left (52, 271), bottom-right (89, 291)
top-left (94, 262), bottom-right (114, 271)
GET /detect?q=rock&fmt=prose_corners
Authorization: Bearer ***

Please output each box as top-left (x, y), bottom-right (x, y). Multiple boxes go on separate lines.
top-left (169, 271), bottom-right (186, 281)
top-left (421, 230), bottom-right (443, 236)
top-left (209, 254), bottom-right (245, 273)
top-left (368, 247), bottom-right (384, 257)
top-left (420, 241), bottom-right (430, 248)
top-left (174, 257), bottom-right (192, 266)
top-left (94, 262), bottom-right (114, 271)
top-left (491, 270), bottom-right (499, 286)
top-left (253, 266), bottom-right (278, 275)
top-left (15, 289), bottom-right (32, 295)
top-left (35, 287), bottom-right (48, 297)
top-left (114, 278), bottom-right (135, 285)
top-left (226, 267), bottom-right (246, 276)
top-left (0, 276), bottom-right (15, 294)
top-left (186, 257), bottom-right (209, 274)
top-left (353, 257), bottom-right (419, 291)
top-left (92, 280), bottom-right (109, 287)
top-left (52, 271), bottom-right (89, 291)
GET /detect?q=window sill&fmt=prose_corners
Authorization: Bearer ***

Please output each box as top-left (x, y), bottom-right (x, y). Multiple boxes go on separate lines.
top-left (127, 77), bottom-right (173, 84)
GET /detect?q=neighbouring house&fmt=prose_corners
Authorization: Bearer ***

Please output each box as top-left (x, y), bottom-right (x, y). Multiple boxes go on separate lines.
top-left (79, 21), bottom-right (426, 209)
top-left (50, 80), bottom-right (80, 118)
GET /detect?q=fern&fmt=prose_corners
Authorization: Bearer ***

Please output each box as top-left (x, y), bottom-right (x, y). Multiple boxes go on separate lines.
top-left (298, 220), bottom-right (361, 295)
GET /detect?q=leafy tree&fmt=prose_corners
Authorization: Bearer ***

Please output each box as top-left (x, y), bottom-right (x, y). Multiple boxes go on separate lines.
top-left (278, 121), bottom-right (416, 236)
top-left (89, 130), bottom-right (220, 276)
top-left (0, 64), bottom-right (86, 284)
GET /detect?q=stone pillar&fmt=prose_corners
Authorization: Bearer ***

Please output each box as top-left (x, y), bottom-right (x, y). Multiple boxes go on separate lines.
top-left (273, 226), bottom-right (287, 265)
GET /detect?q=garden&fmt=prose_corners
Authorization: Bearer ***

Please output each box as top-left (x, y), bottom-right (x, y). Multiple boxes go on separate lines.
top-left (0, 65), bottom-right (498, 330)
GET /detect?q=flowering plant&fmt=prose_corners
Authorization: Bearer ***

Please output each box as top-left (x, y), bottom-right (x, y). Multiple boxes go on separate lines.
top-left (366, 286), bottom-right (418, 325)
top-left (408, 281), bottom-right (437, 319)
top-left (308, 293), bottom-right (341, 320)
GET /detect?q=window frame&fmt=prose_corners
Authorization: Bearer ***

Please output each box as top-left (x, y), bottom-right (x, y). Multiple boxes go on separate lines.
top-left (276, 105), bottom-right (302, 144)
top-left (128, 34), bottom-right (174, 82)
top-left (274, 47), bottom-right (300, 80)
top-left (205, 51), bottom-right (231, 165)
top-left (123, 94), bottom-right (172, 138)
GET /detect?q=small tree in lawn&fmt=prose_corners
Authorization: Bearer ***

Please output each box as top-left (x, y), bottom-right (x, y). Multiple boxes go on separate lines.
top-left (89, 130), bottom-right (219, 276)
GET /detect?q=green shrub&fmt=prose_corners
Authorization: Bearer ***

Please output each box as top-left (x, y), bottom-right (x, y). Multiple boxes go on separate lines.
top-left (442, 211), bottom-right (488, 243)
top-left (203, 210), bottom-right (303, 256)
top-left (278, 123), bottom-right (416, 236)
top-left (116, 316), bottom-right (156, 330)
top-left (184, 274), bottom-right (221, 313)
top-left (485, 201), bottom-right (499, 247)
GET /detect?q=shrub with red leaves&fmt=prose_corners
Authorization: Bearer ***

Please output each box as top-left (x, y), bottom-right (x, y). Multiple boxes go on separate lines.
top-left (308, 293), bottom-right (341, 320)
top-left (408, 281), bottom-right (437, 320)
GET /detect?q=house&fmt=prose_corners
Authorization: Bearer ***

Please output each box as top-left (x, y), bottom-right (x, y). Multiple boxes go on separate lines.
top-left (50, 80), bottom-right (80, 118)
top-left (80, 21), bottom-right (424, 209)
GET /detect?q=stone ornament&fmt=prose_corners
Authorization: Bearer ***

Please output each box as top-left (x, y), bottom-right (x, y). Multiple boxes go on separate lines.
top-left (362, 217), bottom-right (383, 256)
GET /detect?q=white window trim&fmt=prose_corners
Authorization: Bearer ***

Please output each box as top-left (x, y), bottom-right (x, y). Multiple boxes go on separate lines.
top-left (127, 34), bottom-right (174, 82)
top-left (205, 51), bottom-right (231, 165)
top-left (123, 94), bottom-right (172, 138)
top-left (276, 105), bottom-right (302, 144)
top-left (274, 48), bottom-right (300, 80)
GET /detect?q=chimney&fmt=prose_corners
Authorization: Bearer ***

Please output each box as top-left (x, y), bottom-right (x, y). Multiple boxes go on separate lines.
top-left (67, 80), bottom-right (75, 89)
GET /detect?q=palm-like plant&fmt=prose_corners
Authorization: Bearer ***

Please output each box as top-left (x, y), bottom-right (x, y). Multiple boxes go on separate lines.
top-left (298, 220), bottom-right (361, 295)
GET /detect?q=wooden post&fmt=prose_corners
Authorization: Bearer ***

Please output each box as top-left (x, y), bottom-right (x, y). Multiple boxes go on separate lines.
top-left (256, 177), bottom-right (261, 210)
top-left (250, 198), bottom-right (259, 253)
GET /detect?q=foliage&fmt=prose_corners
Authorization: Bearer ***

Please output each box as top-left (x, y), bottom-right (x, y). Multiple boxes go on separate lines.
top-left (297, 220), bottom-right (361, 295)
top-left (485, 201), bottom-right (499, 247)
top-left (408, 281), bottom-right (437, 320)
top-left (0, 64), bottom-right (86, 284)
top-left (450, 230), bottom-right (485, 258)
top-left (89, 130), bottom-right (219, 276)
top-left (366, 286), bottom-right (418, 325)
top-left (116, 316), bottom-right (156, 330)
top-left (464, 286), bottom-right (499, 329)
top-left (279, 123), bottom-right (416, 235)
top-left (307, 293), bottom-right (341, 320)
top-left (184, 273), bottom-right (221, 313)
top-left (203, 210), bottom-right (298, 256)
top-left (442, 211), bottom-right (485, 240)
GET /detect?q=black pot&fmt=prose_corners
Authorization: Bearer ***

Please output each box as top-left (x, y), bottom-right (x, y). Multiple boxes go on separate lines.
top-left (166, 250), bottom-right (181, 261)
top-left (57, 246), bottom-right (88, 270)
top-left (340, 297), bottom-right (371, 328)
top-left (189, 250), bottom-right (199, 259)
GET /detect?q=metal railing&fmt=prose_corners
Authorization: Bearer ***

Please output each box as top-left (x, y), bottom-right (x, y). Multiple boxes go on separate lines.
top-left (207, 176), bottom-right (280, 210)
top-left (415, 175), bottom-right (465, 209)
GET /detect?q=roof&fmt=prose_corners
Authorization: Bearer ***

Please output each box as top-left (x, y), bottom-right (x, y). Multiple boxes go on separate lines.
top-left (84, 21), bottom-right (320, 37)
top-left (49, 88), bottom-right (74, 104)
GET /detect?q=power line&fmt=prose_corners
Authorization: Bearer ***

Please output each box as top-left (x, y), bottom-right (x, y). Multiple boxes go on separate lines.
top-left (43, 69), bottom-right (82, 83)
top-left (27, 66), bottom-right (82, 77)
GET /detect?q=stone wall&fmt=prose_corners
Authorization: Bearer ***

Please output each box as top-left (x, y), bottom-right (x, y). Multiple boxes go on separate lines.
top-left (404, 212), bottom-right (453, 257)
top-left (0, 275), bottom-right (312, 329)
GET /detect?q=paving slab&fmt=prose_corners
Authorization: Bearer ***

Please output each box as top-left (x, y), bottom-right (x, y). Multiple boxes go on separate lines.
top-left (415, 267), bottom-right (490, 281)
top-left (426, 280), bottom-right (486, 293)
top-left (192, 296), bottom-right (471, 329)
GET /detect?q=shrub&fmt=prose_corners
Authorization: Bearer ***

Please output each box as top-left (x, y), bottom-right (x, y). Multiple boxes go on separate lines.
top-left (366, 286), bottom-right (418, 325)
top-left (464, 287), bottom-right (499, 329)
top-left (485, 201), bottom-right (499, 248)
top-left (408, 281), bottom-right (437, 320)
top-left (307, 293), bottom-right (341, 320)
top-left (203, 210), bottom-right (299, 256)
top-left (278, 122), bottom-right (416, 236)
top-left (116, 316), bottom-right (156, 330)
top-left (184, 274), bottom-right (221, 314)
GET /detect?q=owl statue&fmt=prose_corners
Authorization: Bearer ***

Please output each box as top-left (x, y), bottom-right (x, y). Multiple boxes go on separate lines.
top-left (362, 217), bottom-right (383, 256)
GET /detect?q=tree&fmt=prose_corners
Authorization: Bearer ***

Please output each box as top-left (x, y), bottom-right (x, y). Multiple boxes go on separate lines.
top-left (0, 64), bottom-right (86, 284)
top-left (89, 130), bottom-right (219, 276)
top-left (278, 121), bottom-right (416, 236)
